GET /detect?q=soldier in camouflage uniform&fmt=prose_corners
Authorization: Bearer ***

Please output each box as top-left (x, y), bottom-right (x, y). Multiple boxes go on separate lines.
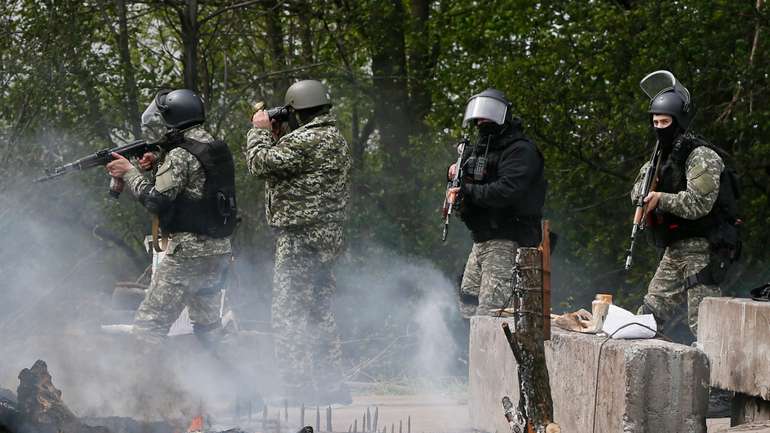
top-left (633, 85), bottom-right (723, 337)
top-left (244, 80), bottom-right (352, 404)
top-left (446, 89), bottom-right (554, 431)
top-left (106, 89), bottom-right (237, 345)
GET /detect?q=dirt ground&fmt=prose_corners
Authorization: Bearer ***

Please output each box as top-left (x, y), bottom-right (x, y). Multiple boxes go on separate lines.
top-left (252, 399), bottom-right (734, 433)
top-left (248, 395), bottom-right (469, 433)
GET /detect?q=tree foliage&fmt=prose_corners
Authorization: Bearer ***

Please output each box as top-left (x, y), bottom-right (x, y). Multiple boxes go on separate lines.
top-left (2, 0), bottom-right (769, 316)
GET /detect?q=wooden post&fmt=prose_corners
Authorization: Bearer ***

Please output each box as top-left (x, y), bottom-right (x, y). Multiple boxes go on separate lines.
top-left (316, 406), bottom-right (321, 433)
top-left (301, 403), bottom-right (305, 427)
top-left (326, 406), bottom-right (332, 432)
top-left (366, 407), bottom-right (371, 432)
top-left (540, 219), bottom-right (552, 340)
top-left (407, 416), bottom-right (411, 433)
top-left (354, 418), bottom-right (358, 433)
top-left (399, 420), bottom-right (402, 433)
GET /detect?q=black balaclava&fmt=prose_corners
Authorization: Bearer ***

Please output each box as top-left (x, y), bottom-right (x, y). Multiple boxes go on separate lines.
top-left (477, 120), bottom-right (509, 143)
top-left (655, 119), bottom-right (681, 153)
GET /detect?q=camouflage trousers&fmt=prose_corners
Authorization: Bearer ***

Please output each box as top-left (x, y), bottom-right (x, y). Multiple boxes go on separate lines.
top-left (637, 237), bottom-right (721, 336)
top-left (509, 248), bottom-right (554, 430)
top-left (134, 248), bottom-right (230, 344)
top-left (271, 223), bottom-right (345, 396)
top-left (459, 239), bottom-right (518, 317)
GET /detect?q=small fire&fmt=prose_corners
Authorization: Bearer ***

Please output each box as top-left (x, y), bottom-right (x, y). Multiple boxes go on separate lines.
top-left (187, 415), bottom-right (205, 433)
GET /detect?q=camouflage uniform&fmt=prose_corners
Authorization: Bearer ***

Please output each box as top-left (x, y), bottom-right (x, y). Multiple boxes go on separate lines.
top-left (459, 239), bottom-right (518, 317)
top-left (121, 126), bottom-right (232, 344)
top-left (244, 113), bottom-right (351, 398)
top-left (632, 145), bottom-right (723, 335)
top-left (453, 117), bottom-right (551, 429)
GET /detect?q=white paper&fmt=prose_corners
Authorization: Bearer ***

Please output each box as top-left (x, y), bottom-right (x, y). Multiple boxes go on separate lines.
top-left (101, 324), bottom-right (134, 334)
top-left (601, 304), bottom-right (657, 339)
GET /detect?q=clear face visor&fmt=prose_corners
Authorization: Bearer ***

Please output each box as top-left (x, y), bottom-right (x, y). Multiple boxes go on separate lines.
top-left (640, 70), bottom-right (691, 107)
top-left (141, 100), bottom-right (168, 143)
top-left (462, 96), bottom-right (508, 127)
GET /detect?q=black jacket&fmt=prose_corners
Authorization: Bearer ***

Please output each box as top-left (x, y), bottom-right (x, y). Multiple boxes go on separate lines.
top-left (458, 120), bottom-right (546, 245)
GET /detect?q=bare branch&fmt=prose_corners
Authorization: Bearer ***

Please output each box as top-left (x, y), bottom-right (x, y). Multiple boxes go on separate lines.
top-left (199, 0), bottom-right (283, 25)
top-left (717, 0), bottom-right (764, 122)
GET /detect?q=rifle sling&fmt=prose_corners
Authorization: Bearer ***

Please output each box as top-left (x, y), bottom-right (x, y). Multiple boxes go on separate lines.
top-left (151, 215), bottom-right (169, 253)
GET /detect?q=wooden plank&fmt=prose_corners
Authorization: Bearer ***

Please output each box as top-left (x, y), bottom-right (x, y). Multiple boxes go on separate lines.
top-left (540, 219), bottom-right (552, 341)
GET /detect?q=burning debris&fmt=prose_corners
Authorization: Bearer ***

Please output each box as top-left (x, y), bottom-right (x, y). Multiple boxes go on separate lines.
top-left (1, 360), bottom-right (109, 433)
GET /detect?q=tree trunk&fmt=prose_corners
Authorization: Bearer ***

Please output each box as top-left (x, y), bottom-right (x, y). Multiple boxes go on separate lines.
top-left (179, 0), bottom-right (199, 91)
top-left (407, 0), bottom-right (433, 133)
top-left (298, 2), bottom-right (314, 61)
top-left (368, 0), bottom-right (410, 175)
top-left (263, 0), bottom-right (289, 104)
top-left (115, 0), bottom-right (141, 137)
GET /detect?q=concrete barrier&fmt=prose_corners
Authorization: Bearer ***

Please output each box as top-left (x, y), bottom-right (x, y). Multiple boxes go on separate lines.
top-left (698, 297), bottom-right (770, 399)
top-left (469, 316), bottom-right (709, 433)
top-left (698, 297), bottom-right (770, 427)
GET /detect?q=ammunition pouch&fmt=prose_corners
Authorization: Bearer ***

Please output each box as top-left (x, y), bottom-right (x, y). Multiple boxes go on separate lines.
top-left (684, 224), bottom-right (741, 289)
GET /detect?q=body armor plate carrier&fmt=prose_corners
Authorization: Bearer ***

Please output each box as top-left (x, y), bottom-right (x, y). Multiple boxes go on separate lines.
top-left (160, 139), bottom-right (237, 238)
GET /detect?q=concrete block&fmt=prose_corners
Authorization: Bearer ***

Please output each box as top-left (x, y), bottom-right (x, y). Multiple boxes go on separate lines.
top-left (698, 297), bottom-right (770, 399)
top-left (732, 393), bottom-right (770, 426)
top-left (469, 316), bottom-right (709, 433)
top-left (724, 421), bottom-right (770, 432)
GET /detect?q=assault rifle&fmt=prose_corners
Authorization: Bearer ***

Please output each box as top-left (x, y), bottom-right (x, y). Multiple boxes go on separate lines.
top-left (624, 139), bottom-right (662, 270)
top-left (441, 138), bottom-right (468, 241)
top-left (35, 139), bottom-right (158, 197)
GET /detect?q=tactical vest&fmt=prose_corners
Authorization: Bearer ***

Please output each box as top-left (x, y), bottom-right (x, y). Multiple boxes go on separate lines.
top-left (160, 139), bottom-right (238, 238)
top-left (459, 133), bottom-right (546, 246)
top-left (652, 136), bottom-right (740, 249)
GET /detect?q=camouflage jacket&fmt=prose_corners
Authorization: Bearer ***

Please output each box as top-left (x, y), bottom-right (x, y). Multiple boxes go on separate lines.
top-left (244, 113), bottom-right (351, 228)
top-left (122, 126), bottom-right (232, 257)
top-left (632, 143), bottom-right (723, 221)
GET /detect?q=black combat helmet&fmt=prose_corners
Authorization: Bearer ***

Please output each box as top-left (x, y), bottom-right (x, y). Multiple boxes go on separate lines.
top-left (462, 88), bottom-right (512, 127)
top-left (640, 70), bottom-right (694, 130)
top-left (154, 89), bottom-right (205, 129)
top-left (648, 90), bottom-right (693, 130)
top-left (141, 89), bottom-right (205, 143)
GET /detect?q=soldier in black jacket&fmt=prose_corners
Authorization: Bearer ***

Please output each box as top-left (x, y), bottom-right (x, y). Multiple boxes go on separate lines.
top-left (448, 89), bottom-right (546, 316)
top-left (447, 88), bottom-right (554, 431)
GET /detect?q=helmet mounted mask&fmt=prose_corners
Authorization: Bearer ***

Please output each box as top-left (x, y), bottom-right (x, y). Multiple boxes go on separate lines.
top-left (141, 98), bottom-right (168, 144)
top-left (141, 89), bottom-right (205, 143)
top-left (640, 70), bottom-right (694, 130)
top-left (462, 88), bottom-right (511, 128)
